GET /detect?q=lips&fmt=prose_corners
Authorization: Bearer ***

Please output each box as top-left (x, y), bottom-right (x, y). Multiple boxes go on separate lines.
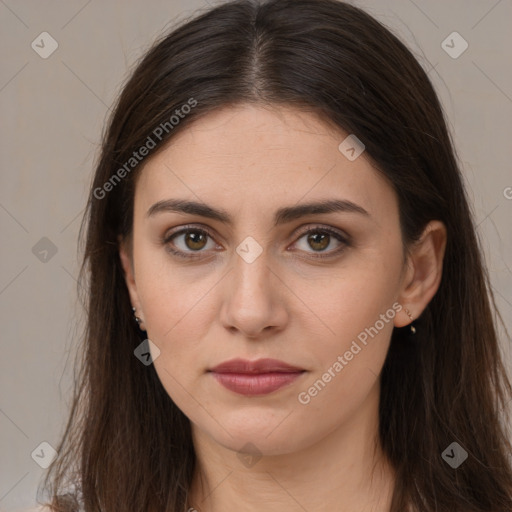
top-left (208, 358), bottom-right (306, 396)
top-left (209, 357), bottom-right (304, 374)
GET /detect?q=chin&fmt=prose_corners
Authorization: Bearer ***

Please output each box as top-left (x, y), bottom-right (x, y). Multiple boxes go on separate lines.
top-left (199, 413), bottom-right (310, 457)
top-left (219, 432), bottom-right (302, 458)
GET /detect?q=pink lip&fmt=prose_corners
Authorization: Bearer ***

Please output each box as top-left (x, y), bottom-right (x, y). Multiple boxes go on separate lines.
top-left (210, 357), bottom-right (304, 374)
top-left (209, 358), bottom-right (305, 396)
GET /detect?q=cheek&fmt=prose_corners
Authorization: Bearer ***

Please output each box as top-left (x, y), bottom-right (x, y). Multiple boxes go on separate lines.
top-left (291, 254), bottom-right (401, 402)
top-left (133, 257), bottom-right (224, 405)
top-left (293, 249), bottom-right (402, 346)
top-left (136, 266), bottom-right (219, 416)
top-left (294, 280), bottom-right (396, 422)
top-left (139, 275), bottom-right (217, 357)
top-left (134, 243), bottom-right (213, 335)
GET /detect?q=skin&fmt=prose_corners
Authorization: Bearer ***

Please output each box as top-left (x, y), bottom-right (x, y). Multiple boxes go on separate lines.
top-left (119, 104), bottom-right (447, 512)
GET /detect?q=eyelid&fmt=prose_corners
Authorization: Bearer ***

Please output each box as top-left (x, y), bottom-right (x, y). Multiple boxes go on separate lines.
top-left (292, 223), bottom-right (350, 242)
top-left (163, 224), bottom-right (216, 241)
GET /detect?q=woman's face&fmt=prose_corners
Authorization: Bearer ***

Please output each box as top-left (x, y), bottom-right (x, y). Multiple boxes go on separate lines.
top-left (120, 104), bottom-right (414, 455)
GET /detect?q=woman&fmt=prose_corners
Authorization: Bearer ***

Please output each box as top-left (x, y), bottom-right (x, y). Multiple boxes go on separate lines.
top-left (38, 0), bottom-right (512, 511)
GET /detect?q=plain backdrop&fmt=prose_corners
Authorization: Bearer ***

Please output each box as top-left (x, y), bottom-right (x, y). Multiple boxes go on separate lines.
top-left (1, 1), bottom-right (511, 510)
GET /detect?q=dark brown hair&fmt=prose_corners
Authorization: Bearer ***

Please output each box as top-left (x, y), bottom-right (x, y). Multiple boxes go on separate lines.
top-left (39, 0), bottom-right (512, 511)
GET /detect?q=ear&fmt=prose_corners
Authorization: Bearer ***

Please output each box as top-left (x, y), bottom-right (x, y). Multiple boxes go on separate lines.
top-left (118, 234), bottom-right (146, 331)
top-left (394, 220), bottom-right (447, 328)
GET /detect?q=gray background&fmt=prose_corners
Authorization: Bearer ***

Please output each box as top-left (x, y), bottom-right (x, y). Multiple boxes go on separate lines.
top-left (1, 1), bottom-right (511, 510)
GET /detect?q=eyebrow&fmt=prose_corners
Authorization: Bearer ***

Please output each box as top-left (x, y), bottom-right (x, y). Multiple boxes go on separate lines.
top-left (146, 198), bottom-right (369, 226)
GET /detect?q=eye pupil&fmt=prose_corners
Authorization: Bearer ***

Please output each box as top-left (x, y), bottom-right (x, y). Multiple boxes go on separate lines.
top-left (185, 231), bottom-right (207, 250)
top-left (308, 232), bottom-right (329, 251)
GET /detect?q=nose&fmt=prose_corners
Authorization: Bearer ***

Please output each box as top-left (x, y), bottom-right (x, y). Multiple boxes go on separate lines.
top-left (219, 249), bottom-right (289, 339)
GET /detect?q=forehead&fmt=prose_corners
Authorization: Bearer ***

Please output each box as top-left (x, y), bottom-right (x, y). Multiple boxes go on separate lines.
top-left (135, 104), bottom-right (397, 225)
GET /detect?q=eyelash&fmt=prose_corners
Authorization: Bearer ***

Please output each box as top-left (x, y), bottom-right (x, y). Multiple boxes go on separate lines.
top-left (162, 224), bottom-right (350, 261)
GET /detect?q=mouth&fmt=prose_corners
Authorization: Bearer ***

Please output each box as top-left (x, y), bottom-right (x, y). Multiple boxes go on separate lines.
top-left (208, 358), bottom-right (306, 396)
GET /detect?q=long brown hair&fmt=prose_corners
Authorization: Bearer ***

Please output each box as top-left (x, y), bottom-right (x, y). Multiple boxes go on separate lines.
top-left (39, 0), bottom-right (512, 510)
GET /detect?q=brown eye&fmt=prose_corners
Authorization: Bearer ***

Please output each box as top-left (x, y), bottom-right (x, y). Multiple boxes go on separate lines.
top-left (307, 232), bottom-right (330, 252)
top-left (292, 226), bottom-right (350, 259)
top-left (163, 227), bottom-right (217, 259)
top-left (182, 231), bottom-right (208, 251)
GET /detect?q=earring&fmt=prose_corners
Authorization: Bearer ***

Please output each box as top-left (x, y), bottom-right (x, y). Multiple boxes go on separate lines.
top-left (132, 306), bottom-right (143, 327)
top-left (404, 308), bottom-right (416, 334)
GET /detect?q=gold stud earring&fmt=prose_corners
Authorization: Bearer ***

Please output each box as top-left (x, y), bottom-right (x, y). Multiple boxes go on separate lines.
top-left (132, 307), bottom-right (143, 327)
top-left (404, 308), bottom-right (416, 334)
